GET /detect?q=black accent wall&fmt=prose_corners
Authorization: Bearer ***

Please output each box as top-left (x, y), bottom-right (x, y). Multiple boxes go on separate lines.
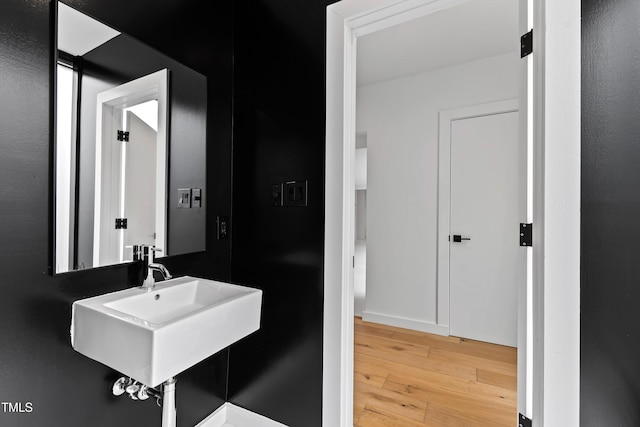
top-left (2, 0), bottom-right (340, 425)
top-left (227, 0), bottom-right (335, 425)
top-left (582, 0), bottom-right (640, 424)
top-left (0, 0), bottom-right (232, 426)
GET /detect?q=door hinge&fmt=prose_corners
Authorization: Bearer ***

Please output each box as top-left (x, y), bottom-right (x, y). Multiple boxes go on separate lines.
top-left (519, 413), bottom-right (532, 427)
top-left (115, 218), bottom-right (128, 229)
top-left (521, 29), bottom-right (533, 58)
top-left (520, 223), bottom-right (532, 247)
top-left (117, 130), bottom-right (130, 142)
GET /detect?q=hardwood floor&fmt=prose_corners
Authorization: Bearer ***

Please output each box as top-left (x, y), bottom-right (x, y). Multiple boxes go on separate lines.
top-left (353, 317), bottom-right (517, 426)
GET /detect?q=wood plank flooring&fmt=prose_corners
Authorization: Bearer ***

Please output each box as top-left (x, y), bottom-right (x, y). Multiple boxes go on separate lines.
top-left (353, 317), bottom-right (517, 426)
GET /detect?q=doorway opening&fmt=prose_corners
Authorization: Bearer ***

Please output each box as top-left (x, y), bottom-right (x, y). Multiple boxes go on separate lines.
top-left (351, 1), bottom-right (524, 424)
top-left (322, 0), bottom-right (551, 425)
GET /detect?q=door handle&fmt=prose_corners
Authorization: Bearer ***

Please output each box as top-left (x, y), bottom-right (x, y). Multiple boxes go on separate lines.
top-left (451, 234), bottom-right (471, 242)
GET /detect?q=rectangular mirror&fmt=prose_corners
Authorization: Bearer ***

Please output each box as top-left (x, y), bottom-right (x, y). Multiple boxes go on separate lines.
top-left (54, 2), bottom-right (207, 274)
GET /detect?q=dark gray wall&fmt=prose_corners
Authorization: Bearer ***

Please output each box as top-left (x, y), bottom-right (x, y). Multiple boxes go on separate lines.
top-left (582, 0), bottom-right (640, 424)
top-left (1, 0), bottom-right (339, 425)
top-left (0, 0), bottom-right (233, 426)
top-left (227, 0), bottom-right (335, 425)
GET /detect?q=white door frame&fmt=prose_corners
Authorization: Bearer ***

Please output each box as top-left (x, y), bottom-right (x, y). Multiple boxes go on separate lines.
top-left (437, 98), bottom-right (521, 337)
top-left (324, 1), bottom-right (580, 426)
top-left (93, 69), bottom-right (169, 266)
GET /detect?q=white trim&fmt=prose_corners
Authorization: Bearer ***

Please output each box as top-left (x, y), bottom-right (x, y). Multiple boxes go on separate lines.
top-left (196, 403), bottom-right (288, 427)
top-left (531, 2), bottom-right (546, 423)
top-left (536, 0), bottom-right (581, 424)
top-left (437, 99), bottom-right (520, 331)
top-left (519, 0), bottom-right (534, 416)
top-left (93, 69), bottom-right (169, 266)
top-left (324, 9), bottom-right (352, 427)
top-left (347, 0), bottom-right (471, 38)
top-left (362, 310), bottom-right (449, 336)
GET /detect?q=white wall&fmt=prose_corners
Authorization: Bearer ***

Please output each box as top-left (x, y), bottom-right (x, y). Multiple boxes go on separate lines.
top-left (357, 51), bottom-right (519, 331)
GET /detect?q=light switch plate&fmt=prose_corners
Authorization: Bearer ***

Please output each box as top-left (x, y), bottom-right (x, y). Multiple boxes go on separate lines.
top-left (217, 216), bottom-right (229, 239)
top-left (177, 188), bottom-right (192, 208)
top-left (272, 183), bottom-right (282, 206)
top-left (283, 180), bottom-right (308, 207)
top-left (192, 188), bottom-right (202, 207)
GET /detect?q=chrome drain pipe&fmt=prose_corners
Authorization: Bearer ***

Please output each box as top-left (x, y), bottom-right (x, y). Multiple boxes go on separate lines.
top-left (161, 378), bottom-right (177, 427)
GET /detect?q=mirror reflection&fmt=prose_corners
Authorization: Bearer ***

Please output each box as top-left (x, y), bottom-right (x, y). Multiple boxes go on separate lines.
top-left (54, 2), bottom-right (207, 274)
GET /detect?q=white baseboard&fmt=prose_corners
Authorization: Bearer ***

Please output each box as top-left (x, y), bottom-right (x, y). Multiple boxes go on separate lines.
top-left (361, 310), bottom-right (449, 336)
top-left (196, 403), bottom-right (288, 427)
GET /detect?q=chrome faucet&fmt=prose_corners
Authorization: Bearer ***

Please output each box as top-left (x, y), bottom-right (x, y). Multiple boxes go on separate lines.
top-left (132, 245), bottom-right (172, 291)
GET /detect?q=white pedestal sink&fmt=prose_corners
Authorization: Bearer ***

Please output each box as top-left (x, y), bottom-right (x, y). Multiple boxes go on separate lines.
top-left (71, 276), bottom-right (262, 388)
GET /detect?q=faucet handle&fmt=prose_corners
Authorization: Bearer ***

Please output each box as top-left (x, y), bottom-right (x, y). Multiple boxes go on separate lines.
top-left (112, 377), bottom-right (130, 396)
top-left (126, 244), bottom-right (162, 250)
top-left (145, 246), bottom-right (163, 262)
top-left (138, 245), bottom-right (163, 254)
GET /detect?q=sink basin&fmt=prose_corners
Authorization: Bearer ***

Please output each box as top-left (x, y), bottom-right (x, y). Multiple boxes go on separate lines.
top-left (71, 276), bottom-right (262, 387)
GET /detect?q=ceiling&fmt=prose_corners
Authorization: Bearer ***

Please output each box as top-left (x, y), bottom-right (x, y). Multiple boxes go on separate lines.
top-left (356, 0), bottom-right (519, 87)
top-left (58, 3), bottom-right (120, 56)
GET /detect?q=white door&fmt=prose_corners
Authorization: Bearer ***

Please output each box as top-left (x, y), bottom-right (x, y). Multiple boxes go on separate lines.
top-left (449, 110), bottom-right (523, 347)
top-left (123, 111), bottom-right (157, 255)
